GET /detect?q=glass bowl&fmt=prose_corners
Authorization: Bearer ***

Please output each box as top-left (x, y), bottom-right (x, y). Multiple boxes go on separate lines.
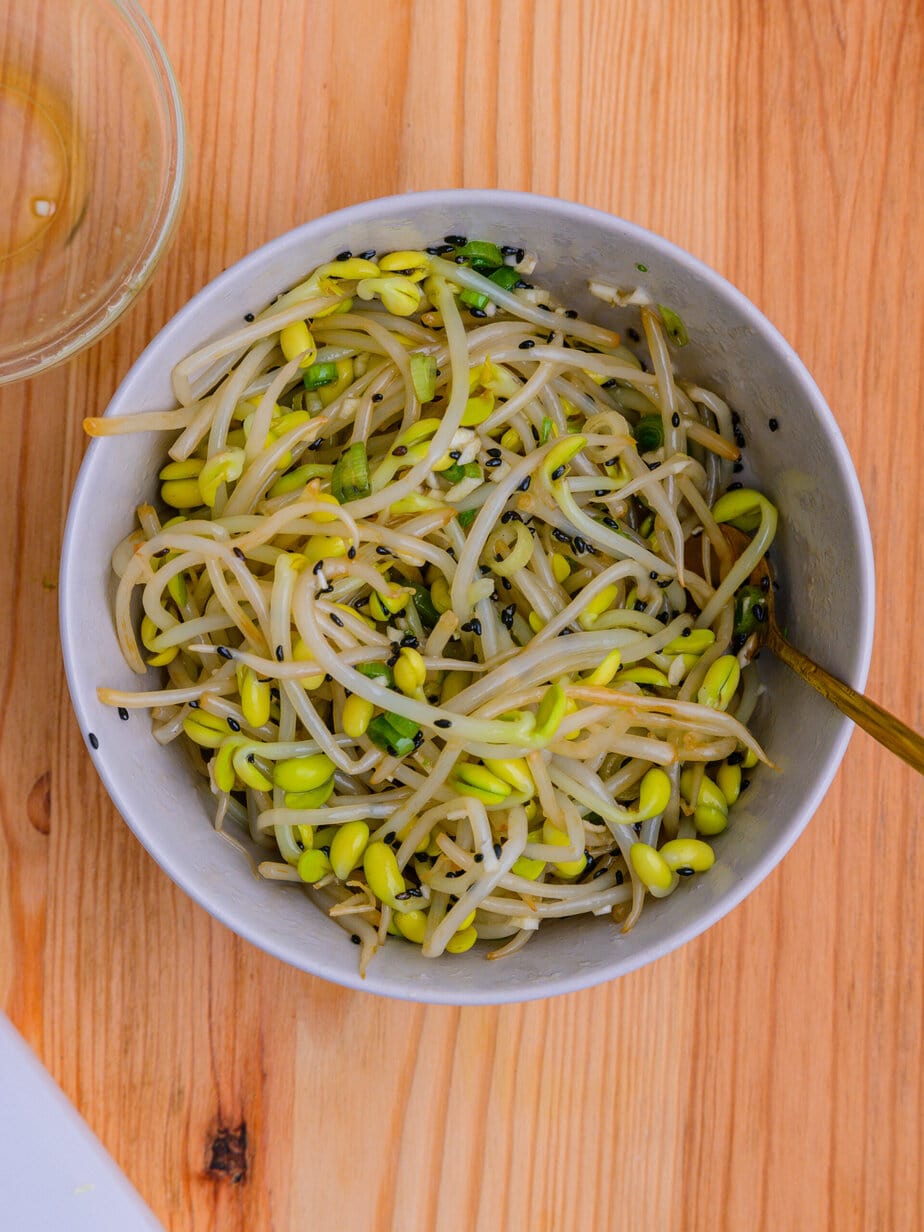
top-left (0, 0), bottom-right (185, 384)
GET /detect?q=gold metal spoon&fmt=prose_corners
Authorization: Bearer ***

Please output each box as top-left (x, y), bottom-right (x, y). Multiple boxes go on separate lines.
top-left (726, 529), bottom-right (924, 774)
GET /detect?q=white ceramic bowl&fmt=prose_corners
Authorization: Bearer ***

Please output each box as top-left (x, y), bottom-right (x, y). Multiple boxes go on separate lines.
top-left (60, 191), bottom-right (874, 1004)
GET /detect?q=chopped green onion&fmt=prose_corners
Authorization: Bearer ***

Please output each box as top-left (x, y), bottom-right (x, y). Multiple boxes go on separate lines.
top-left (386, 711), bottom-right (420, 739)
top-left (489, 266), bottom-right (520, 291)
top-left (458, 509), bottom-right (476, 529)
top-left (734, 584), bottom-right (767, 638)
top-left (356, 661), bottom-right (393, 685)
top-left (460, 289), bottom-right (490, 311)
top-left (540, 416), bottom-right (554, 444)
top-left (367, 713), bottom-right (418, 758)
top-left (633, 415), bottom-right (663, 452)
top-left (409, 353), bottom-right (437, 402)
top-left (411, 584), bottom-right (439, 629)
top-left (658, 305), bottom-right (689, 346)
top-left (303, 361), bottom-right (339, 389)
top-left (458, 240), bottom-right (504, 266)
top-left (462, 462), bottom-right (481, 479)
top-left (330, 442), bottom-right (370, 502)
top-left (442, 463), bottom-right (465, 484)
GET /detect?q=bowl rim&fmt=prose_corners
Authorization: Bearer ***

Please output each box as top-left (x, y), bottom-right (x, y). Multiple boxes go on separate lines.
top-left (60, 189), bottom-right (876, 1004)
top-left (0, 0), bottom-right (187, 385)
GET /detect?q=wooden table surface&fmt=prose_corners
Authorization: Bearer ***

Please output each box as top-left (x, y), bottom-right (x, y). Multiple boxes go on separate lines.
top-left (1, 2), bottom-right (921, 1229)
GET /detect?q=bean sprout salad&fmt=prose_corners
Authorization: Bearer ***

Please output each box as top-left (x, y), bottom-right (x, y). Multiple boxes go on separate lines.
top-left (86, 236), bottom-right (778, 971)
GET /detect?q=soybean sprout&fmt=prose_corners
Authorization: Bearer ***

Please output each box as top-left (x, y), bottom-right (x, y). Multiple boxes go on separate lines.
top-left (87, 238), bottom-right (778, 973)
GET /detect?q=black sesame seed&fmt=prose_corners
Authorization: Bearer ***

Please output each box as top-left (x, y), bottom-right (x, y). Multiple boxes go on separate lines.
top-left (232, 546), bottom-right (246, 561)
top-left (244, 312), bottom-right (255, 322)
top-left (518, 339), bottom-right (536, 350)
top-left (742, 778), bottom-right (751, 790)
top-left (118, 706), bottom-right (129, 721)
top-left (227, 717), bottom-right (241, 732)
top-left (275, 645), bottom-right (284, 661)
top-left (728, 481), bottom-right (743, 491)
top-left (671, 412), bottom-right (680, 428)
top-left (444, 234), bottom-right (467, 246)
top-left (677, 867), bottom-right (695, 877)
top-left (376, 546), bottom-right (391, 556)
top-left (516, 280), bottom-right (532, 290)
top-left (539, 302), bottom-right (552, 312)
top-left (434, 718), bottom-right (452, 729)
top-left (309, 438), bottom-right (325, 450)
top-left (473, 851), bottom-right (485, 863)
top-left (152, 547), bottom-right (170, 559)
top-left (727, 751), bottom-right (744, 765)
top-left (470, 308), bottom-right (488, 318)
top-left (552, 528), bottom-right (572, 543)
top-left (500, 605), bottom-right (516, 629)
top-left (768, 417), bottom-right (779, 432)
top-left (734, 429), bottom-right (746, 448)
top-left (518, 476), bottom-right (531, 491)
top-left (501, 577), bottom-right (512, 590)
top-left (217, 645), bottom-right (233, 660)
top-left (753, 603), bottom-right (767, 622)
top-left (493, 843), bottom-right (502, 858)
top-left (565, 309), bottom-right (578, 319)
top-left (320, 845), bottom-right (331, 857)
top-left (681, 627), bottom-right (691, 637)
top-left (400, 634), bottom-right (419, 648)
top-left (656, 612), bottom-right (670, 623)
top-left (601, 378), bottom-right (617, 390)
top-left (372, 393), bottom-right (383, 402)
top-left (487, 446), bottom-right (502, 457)
top-left (550, 465), bottom-right (566, 481)
top-left (392, 445), bottom-right (408, 457)
top-left (760, 574), bottom-right (771, 593)
top-left (733, 462), bottom-right (744, 473)
top-left (485, 457), bottom-right (503, 468)
top-left (627, 327), bottom-right (640, 343)
top-left (359, 249), bottom-right (376, 260)
top-left (189, 700), bottom-right (199, 709)
top-left (395, 890), bottom-right (411, 901)
top-left (615, 869), bottom-right (624, 885)
top-left (634, 600), bottom-right (646, 612)
top-left (336, 250), bottom-right (352, 261)
top-left (350, 934), bottom-right (361, 945)
top-left (330, 614), bottom-right (344, 628)
top-left (573, 536), bottom-right (587, 553)
top-left (88, 732), bottom-right (99, 750)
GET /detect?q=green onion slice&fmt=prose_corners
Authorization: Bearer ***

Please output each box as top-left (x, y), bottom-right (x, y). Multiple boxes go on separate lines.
top-left (331, 442), bottom-right (370, 502)
top-left (303, 360), bottom-right (339, 389)
top-left (633, 415), bottom-right (664, 452)
top-left (657, 305), bottom-right (689, 347)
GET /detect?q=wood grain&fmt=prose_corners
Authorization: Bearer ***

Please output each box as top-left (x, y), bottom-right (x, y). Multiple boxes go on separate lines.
top-left (1, 2), bottom-right (921, 1229)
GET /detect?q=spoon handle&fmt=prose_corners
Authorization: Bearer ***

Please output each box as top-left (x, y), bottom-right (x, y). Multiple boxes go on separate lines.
top-left (769, 630), bottom-right (924, 774)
